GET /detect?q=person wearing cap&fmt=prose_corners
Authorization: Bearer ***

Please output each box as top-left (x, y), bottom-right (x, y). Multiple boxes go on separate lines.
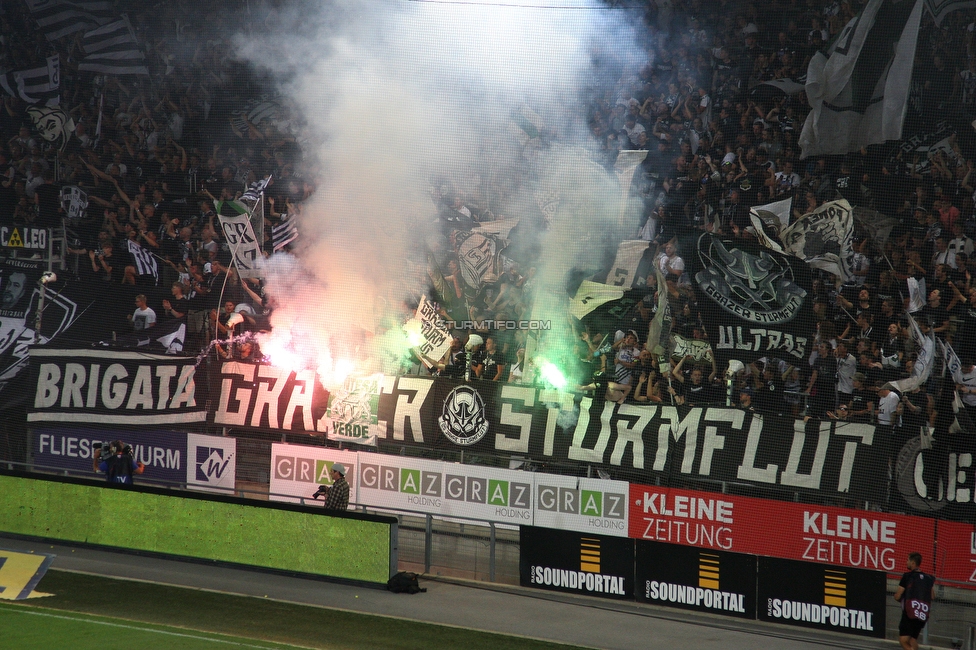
top-left (313, 463), bottom-right (350, 511)
top-left (738, 386), bottom-right (754, 411)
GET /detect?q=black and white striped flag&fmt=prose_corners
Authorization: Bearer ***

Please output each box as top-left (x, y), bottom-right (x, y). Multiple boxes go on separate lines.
top-left (127, 239), bottom-right (158, 284)
top-left (79, 16), bottom-right (149, 76)
top-left (240, 175), bottom-right (272, 203)
top-left (272, 215), bottom-right (299, 252)
top-left (0, 56), bottom-right (60, 106)
top-left (24, 0), bottom-right (115, 41)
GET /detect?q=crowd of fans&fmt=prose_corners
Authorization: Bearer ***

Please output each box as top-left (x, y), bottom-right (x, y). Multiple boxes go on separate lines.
top-left (3, 0), bottom-right (976, 432)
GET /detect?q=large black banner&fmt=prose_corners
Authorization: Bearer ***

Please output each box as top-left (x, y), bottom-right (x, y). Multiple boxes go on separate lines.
top-left (520, 526), bottom-right (633, 600)
top-left (757, 556), bottom-right (886, 638)
top-left (374, 376), bottom-right (879, 498)
top-left (681, 231), bottom-right (815, 366)
top-left (27, 348), bottom-right (207, 426)
top-left (635, 540), bottom-right (756, 618)
top-left (210, 360), bottom-right (330, 433)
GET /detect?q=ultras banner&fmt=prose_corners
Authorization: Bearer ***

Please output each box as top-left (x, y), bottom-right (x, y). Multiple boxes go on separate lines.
top-left (372, 377), bottom-right (882, 502)
top-left (27, 349), bottom-right (206, 425)
top-left (680, 231), bottom-right (815, 366)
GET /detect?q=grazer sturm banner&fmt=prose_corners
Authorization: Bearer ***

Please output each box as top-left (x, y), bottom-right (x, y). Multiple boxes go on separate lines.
top-left (627, 484), bottom-right (936, 574)
top-left (681, 231), bottom-right (814, 366)
top-left (757, 556), bottom-right (886, 638)
top-left (323, 374), bottom-right (381, 446)
top-left (357, 453), bottom-right (533, 527)
top-left (374, 377), bottom-right (886, 502)
top-left (269, 443), bottom-right (358, 508)
top-left (520, 526), bottom-right (634, 600)
top-left (404, 295), bottom-right (452, 369)
top-left (30, 428), bottom-right (230, 487)
top-left (212, 361), bottom-right (329, 433)
top-left (636, 540), bottom-right (756, 618)
top-left (28, 349), bottom-right (205, 425)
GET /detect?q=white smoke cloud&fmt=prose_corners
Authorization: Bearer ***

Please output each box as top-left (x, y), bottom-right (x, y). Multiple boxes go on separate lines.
top-left (236, 0), bottom-right (647, 380)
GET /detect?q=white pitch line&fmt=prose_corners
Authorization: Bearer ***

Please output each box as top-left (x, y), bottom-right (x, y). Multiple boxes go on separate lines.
top-left (0, 606), bottom-right (310, 649)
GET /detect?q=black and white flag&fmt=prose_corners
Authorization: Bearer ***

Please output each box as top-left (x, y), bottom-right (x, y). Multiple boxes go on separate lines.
top-left (126, 239), bottom-right (158, 284)
top-left (24, 0), bottom-right (115, 41)
top-left (217, 212), bottom-right (262, 279)
top-left (272, 214), bottom-right (299, 252)
top-left (0, 56), bottom-right (59, 106)
top-left (79, 17), bottom-right (149, 76)
top-left (799, 0), bottom-right (923, 157)
top-left (924, 0), bottom-right (976, 25)
top-left (240, 175), bottom-right (272, 203)
top-left (60, 186), bottom-right (88, 219)
top-left (683, 232), bottom-right (814, 366)
top-left (777, 199), bottom-right (856, 281)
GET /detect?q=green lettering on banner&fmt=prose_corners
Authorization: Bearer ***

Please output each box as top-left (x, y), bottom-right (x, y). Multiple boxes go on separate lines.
top-left (580, 490), bottom-right (602, 517)
top-left (400, 469), bottom-right (420, 494)
top-left (488, 479), bottom-right (509, 506)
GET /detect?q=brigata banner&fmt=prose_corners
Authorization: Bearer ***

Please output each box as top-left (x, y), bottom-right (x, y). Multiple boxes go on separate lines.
top-left (212, 361), bottom-right (328, 433)
top-left (268, 443), bottom-right (358, 508)
top-left (635, 540), bottom-right (756, 619)
top-left (28, 349), bottom-right (206, 425)
top-left (627, 484), bottom-right (935, 574)
top-left (935, 520), bottom-right (976, 587)
top-left (371, 377), bottom-right (886, 505)
top-left (31, 428), bottom-right (234, 492)
top-left (757, 557), bottom-right (885, 638)
top-left (520, 526), bottom-right (634, 600)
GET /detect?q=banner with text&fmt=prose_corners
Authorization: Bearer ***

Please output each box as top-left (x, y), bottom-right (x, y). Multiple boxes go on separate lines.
top-left (268, 443), bottom-right (358, 508)
top-left (635, 540), bottom-right (756, 618)
top-left (757, 557), bottom-right (885, 638)
top-left (520, 526), bottom-right (634, 600)
top-left (31, 428), bottom-right (234, 491)
top-left (28, 349), bottom-right (206, 426)
top-left (627, 484), bottom-right (935, 575)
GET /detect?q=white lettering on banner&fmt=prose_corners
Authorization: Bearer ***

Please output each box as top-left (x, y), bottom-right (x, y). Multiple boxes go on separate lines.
top-left (36, 433), bottom-right (181, 469)
top-left (800, 511), bottom-right (898, 570)
top-left (530, 565), bottom-right (627, 595)
top-left (646, 581), bottom-right (746, 613)
top-left (214, 362), bottom-right (316, 431)
top-left (496, 385), bottom-right (535, 453)
top-left (33, 361), bottom-right (197, 412)
top-left (781, 420), bottom-right (831, 490)
top-left (379, 377), bottom-right (431, 442)
top-left (767, 599), bottom-right (874, 632)
top-left (636, 491), bottom-right (734, 549)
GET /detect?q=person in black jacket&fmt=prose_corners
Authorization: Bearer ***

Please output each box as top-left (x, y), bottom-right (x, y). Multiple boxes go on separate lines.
top-left (92, 440), bottom-right (145, 485)
top-left (893, 552), bottom-right (936, 650)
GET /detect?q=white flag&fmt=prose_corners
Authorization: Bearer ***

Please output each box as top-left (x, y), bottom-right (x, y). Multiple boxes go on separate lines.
top-left (217, 212), bottom-right (262, 279)
top-left (778, 200), bottom-right (855, 280)
top-left (799, 0), bottom-right (923, 158)
top-left (885, 313), bottom-right (934, 393)
top-left (907, 277), bottom-right (926, 313)
top-left (404, 295), bottom-right (452, 368)
top-left (607, 240), bottom-right (649, 288)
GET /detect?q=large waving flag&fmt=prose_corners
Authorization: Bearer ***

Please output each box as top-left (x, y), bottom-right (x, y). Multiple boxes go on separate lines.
top-left (24, 0), bottom-right (115, 41)
top-left (79, 17), bottom-right (149, 76)
top-left (0, 56), bottom-right (59, 106)
top-left (799, 0), bottom-right (923, 157)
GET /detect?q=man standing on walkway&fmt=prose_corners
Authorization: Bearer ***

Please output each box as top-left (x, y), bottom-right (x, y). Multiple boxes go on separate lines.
top-left (313, 463), bottom-right (350, 510)
top-left (894, 552), bottom-right (936, 650)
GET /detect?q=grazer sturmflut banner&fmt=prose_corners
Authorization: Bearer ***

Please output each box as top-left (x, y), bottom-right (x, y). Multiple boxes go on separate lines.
top-left (681, 231), bottom-right (814, 366)
top-left (372, 377), bottom-right (884, 501)
top-left (27, 349), bottom-right (206, 425)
